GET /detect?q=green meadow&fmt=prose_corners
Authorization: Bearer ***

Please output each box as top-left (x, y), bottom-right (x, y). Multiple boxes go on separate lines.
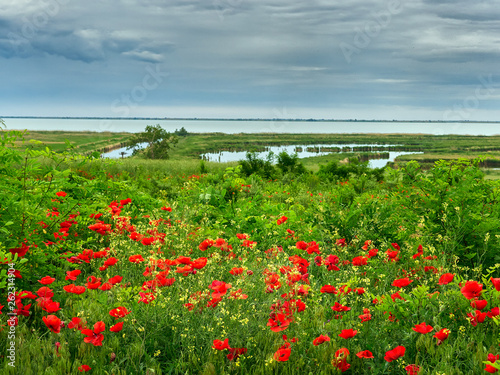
top-left (2, 126), bottom-right (500, 374)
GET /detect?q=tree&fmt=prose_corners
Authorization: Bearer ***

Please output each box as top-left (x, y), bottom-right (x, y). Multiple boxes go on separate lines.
top-left (127, 124), bottom-right (178, 159)
top-left (174, 127), bottom-right (189, 137)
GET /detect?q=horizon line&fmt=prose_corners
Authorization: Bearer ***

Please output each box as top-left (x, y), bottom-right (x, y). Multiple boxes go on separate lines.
top-left (2, 116), bottom-right (500, 124)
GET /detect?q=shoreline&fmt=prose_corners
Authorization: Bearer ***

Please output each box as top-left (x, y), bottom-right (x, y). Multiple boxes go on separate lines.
top-left (2, 116), bottom-right (500, 124)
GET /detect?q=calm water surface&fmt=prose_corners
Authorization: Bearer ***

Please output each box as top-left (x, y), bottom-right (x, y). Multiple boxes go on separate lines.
top-left (4, 118), bottom-right (500, 135)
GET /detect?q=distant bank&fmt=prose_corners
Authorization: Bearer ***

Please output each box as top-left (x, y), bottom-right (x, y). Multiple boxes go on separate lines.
top-left (2, 117), bottom-right (500, 135)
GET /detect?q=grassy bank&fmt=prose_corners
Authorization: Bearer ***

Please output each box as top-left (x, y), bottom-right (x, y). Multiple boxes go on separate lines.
top-left (10, 130), bottom-right (500, 174)
top-left (13, 130), bottom-right (131, 154)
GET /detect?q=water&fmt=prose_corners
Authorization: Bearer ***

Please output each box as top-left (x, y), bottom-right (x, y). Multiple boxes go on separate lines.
top-left (198, 144), bottom-right (421, 168)
top-left (3, 118), bottom-right (500, 135)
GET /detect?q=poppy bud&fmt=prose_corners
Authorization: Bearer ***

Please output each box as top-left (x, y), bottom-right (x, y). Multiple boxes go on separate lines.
top-left (110, 352), bottom-right (116, 363)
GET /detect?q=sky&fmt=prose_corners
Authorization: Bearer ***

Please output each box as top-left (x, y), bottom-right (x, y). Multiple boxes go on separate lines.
top-left (1, 0), bottom-right (499, 120)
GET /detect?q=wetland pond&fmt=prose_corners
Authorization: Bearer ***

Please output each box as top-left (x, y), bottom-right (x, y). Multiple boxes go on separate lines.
top-left (102, 143), bottom-right (423, 169)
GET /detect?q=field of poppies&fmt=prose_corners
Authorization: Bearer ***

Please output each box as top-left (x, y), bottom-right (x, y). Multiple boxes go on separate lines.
top-left (1, 128), bottom-right (500, 374)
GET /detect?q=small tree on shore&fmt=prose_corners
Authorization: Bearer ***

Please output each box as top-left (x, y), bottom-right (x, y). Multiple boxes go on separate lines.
top-left (127, 124), bottom-right (178, 159)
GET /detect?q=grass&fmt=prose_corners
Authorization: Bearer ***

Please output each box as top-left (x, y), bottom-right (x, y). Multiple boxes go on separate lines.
top-left (13, 130), bottom-right (131, 154)
top-left (10, 129), bottom-right (500, 177)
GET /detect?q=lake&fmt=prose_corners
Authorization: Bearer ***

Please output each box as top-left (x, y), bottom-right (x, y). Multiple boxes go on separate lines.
top-left (104, 142), bottom-right (421, 168)
top-left (3, 118), bottom-right (500, 135)
top-left (199, 144), bottom-right (420, 168)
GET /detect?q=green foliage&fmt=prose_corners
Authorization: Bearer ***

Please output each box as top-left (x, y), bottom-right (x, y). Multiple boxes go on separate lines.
top-left (276, 151), bottom-right (307, 175)
top-left (1, 132), bottom-right (500, 375)
top-left (397, 158), bottom-right (500, 269)
top-left (238, 152), bottom-right (277, 179)
top-left (174, 126), bottom-right (189, 137)
top-left (127, 124), bottom-right (178, 159)
top-left (317, 157), bottom-right (384, 182)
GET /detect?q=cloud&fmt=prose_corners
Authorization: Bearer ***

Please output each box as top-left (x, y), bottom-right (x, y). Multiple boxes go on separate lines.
top-left (0, 0), bottom-right (498, 119)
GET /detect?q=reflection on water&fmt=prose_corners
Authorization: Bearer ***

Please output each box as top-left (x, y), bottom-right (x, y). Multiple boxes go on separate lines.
top-left (102, 142), bottom-right (147, 158)
top-left (102, 142), bottom-right (421, 168)
top-left (200, 144), bottom-right (421, 168)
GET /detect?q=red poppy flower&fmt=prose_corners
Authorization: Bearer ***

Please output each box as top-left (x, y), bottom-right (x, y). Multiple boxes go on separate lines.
top-left (485, 354), bottom-right (500, 373)
top-left (43, 315), bottom-right (62, 333)
top-left (199, 239), bottom-right (214, 251)
top-left (176, 264), bottom-right (195, 276)
top-left (461, 280), bottom-right (483, 300)
top-left (109, 306), bottom-right (131, 319)
top-left (488, 307), bottom-right (500, 318)
top-left (56, 191), bottom-right (67, 197)
top-left (63, 284), bottom-right (86, 295)
top-left (384, 346), bottom-right (405, 362)
top-left (405, 364), bottom-right (421, 375)
top-left (267, 313), bottom-right (292, 332)
top-left (392, 277), bottom-right (413, 288)
top-left (386, 249), bottom-right (399, 261)
top-left (229, 267), bottom-right (244, 275)
top-left (412, 322), bottom-right (433, 334)
top-left (332, 357), bottom-right (350, 372)
top-left (81, 321), bottom-right (105, 346)
top-left (296, 241), bottom-right (308, 250)
top-left (471, 300), bottom-right (488, 310)
top-left (86, 276), bottom-right (102, 289)
top-left (227, 347), bottom-right (247, 361)
top-left (120, 198), bottom-right (132, 206)
top-left (38, 276), bottom-right (55, 285)
top-left (108, 275), bottom-right (123, 285)
top-left (412, 244), bottom-right (424, 259)
top-left (338, 329), bottom-right (357, 339)
top-left (37, 287), bottom-right (54, 298)
top-left (433, 328), bottom-right (450, 344)
top-left (155, 275), bottom-right (175, 287)
top-left (277, 216), bottom-right (288, 225)
top-left (104, 257), bottom-right (118, 267)
top-left (485, 364), bottom-right (499, 373)
top-left (312, 334), bottom-right (330, 346)
top-left (39, 299), bottom-right (60, 313)
top-left (391, 291), bottom-right (405, 302)
top-left (352, 256), bottom-right (368, 266)
top-left (359, 312), bottom-right (372, 322)
top-left (336, 238), bottom-right (346, 247)
top-left (331, 302), bottom-right (351, 312)
top-left (438, 273), bottom-right (454, 285)
top-left (491, 278), bottom-right (500, 291)
top-left (487, 353), bottom-right (499, 363)
top-left (129, 232), bottom-right (143, 241)
top-left (99, 282), bottom-right (113, 291)
top-left (274, 347), bottom-right (291, 361)
top-left (355, 287), bottom-right (366, 295)
top-left (141, 237), bottom-right (155, 246)
top-left (356, 350), bottom-right (373, 358)
top-left (361, 240), bottom-right (372, 250)
top-left (335, 348), bottom-right (350, 359)
top-left (208, 280), bottom-right (232, 297)
top-left (138, 292), bottom-right (155, 304)
top-left (467, 310), bottom-right (488, 326)
top-left (368, 248), bottom-right (379, 258)
top-left (65, 269), bottom-right (82, 281)
top-left (320, 285), bottom-right (336, 294)
top-left (192, 257), bottom-right (207, 269)
top-left (212, 338), bottom-right (230, 350)
top-left (129, 254), bottom-right (145, 263)
top-left (68, 317), bottom-right (86, 331)
top-left (78, 365), bottom-right (91, 372)
top-left (110, 322), bottom-right (124, 332)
